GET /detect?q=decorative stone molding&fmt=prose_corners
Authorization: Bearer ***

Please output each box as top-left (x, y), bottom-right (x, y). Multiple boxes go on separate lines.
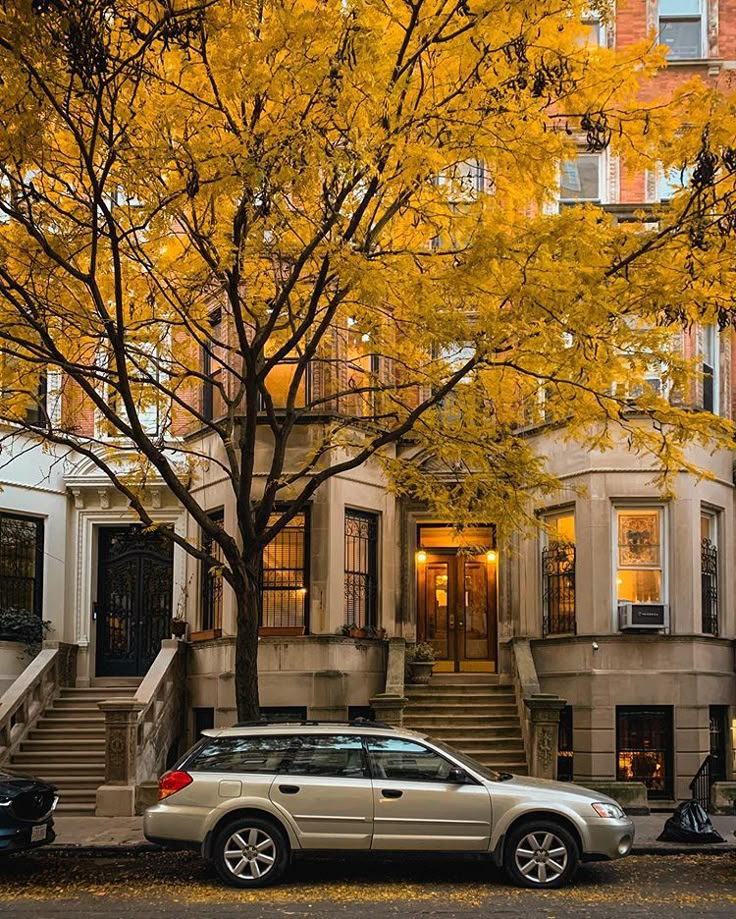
top-left (98, 699), bottom-right (144, 786)
top-left (525, 693), bottom-right (566, 781)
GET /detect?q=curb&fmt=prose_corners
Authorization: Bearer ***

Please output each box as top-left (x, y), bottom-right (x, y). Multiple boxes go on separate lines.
top-left (45, 842), bottom-right (736, 858)
top-left (48, 844), bottom-right (162, 857)
top-left (632, 844), bottom-right (736, 856)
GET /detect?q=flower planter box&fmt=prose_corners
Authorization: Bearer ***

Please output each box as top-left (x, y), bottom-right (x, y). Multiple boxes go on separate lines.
top-left (258, 627), bottom-right (306, 637)
top-left (189, 628), bottom-right (222, 642)
top-left (407, 661), bottom-right (434, 685)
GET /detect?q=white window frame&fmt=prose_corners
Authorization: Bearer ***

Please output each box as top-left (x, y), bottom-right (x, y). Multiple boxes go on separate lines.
top-left (612, 505), bottom-right (668, 627)
top-left (658, 0), bottom-right (707, 61)
top-left (580, 11), bottom-right (608, 47)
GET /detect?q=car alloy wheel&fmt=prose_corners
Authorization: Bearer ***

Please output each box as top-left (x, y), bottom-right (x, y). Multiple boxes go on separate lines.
top-left (223, 827), bottom-right (276, 880)
top-left (213, 816), bottom-right (289, 888)
top-left (514, 829), bottom-right (568, 884)
top-left (504, 820), bottom-right (578, 889)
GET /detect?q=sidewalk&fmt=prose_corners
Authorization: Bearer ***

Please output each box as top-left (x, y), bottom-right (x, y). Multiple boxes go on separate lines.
top-left (48, 814), bottom-right (736, 856)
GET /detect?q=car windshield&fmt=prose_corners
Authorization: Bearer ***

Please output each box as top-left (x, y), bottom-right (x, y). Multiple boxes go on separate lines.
top-left (427, 738), bottom-right (503, 782)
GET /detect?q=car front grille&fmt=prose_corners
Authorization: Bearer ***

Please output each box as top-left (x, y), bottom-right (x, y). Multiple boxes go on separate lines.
top-left (11, 788), bottom-right (55, 822)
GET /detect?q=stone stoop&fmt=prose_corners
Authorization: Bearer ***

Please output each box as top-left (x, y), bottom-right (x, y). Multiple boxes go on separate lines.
top-left (8, 679), bottom-right (141, 815)
top-left (403, 675), bottom-right (529, 775)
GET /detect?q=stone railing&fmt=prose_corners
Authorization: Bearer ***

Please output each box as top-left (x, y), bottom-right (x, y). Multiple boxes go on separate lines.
top-left (370, 637), bottom-right (408, 725)
top-left (96, 639), bottom-right (185, 817)
top-left (0, 641), bottom-right (78, 765)
top-left (508, 637), bottom-right (565, 780)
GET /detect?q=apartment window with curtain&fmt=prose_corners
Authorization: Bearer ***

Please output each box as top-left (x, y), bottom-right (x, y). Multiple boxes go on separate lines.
top-left (344, 509), bottom-right (379, 629)
top-left (702, 324), bottom-right (719, 414)
top-left (659, 1), bottom-right (705, 60)
top-left (701, 511), bottom-right (719, 636)
top-left (542, 512), bottom-right (576, 635)
top-left (615, 508), bottom-right (664, 605)
top-left (260, 512), bottom-right (309, 633)
top-left (560, 153), bottom-right (602, 206)
top-left (0, 513), bottom-right (44, 621)
top-left (200, 509), bottom-right (224, 632)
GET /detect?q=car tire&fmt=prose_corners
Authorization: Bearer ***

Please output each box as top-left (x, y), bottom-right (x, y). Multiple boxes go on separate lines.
top-left (503, 820), bottom-right (579, 889)
top-left (212, 816), bottom-right (290, 888)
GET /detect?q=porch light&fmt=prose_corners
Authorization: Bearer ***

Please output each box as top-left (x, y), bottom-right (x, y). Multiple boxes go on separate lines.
top-left (416, 550), bottom-right (427, 564)
top-left (486, 550), bottom-right (497, 563)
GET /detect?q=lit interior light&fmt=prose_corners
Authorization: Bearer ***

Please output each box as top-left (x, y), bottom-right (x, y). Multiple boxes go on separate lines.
top-left (486, 550), bottom-right (497, 563)
top-left (361, 333), bottom-right (371, 342)
top-left (347, 316), bottom-right (356, 327)
top-left (416, 550), bottom-right (427, 564)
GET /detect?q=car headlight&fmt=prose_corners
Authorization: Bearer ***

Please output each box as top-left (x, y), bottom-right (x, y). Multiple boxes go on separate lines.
top-left (591, 802), bottom-right (625, 819)
top-left (0, 797), bottom-right (12, 807)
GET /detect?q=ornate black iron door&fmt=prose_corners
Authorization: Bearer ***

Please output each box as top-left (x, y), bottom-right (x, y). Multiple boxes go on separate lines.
top-left (96, 526), bottom-right (173, 677)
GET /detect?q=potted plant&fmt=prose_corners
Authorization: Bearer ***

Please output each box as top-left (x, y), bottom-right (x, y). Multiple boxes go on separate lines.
top-left (170, 616), bottom-right (187, 639)
top-left (0, 607), bottom-right (51, 658)
top-left (406, 641), bottom-right (435, 684)
top-left (365, 625), bottom-right (388, 640)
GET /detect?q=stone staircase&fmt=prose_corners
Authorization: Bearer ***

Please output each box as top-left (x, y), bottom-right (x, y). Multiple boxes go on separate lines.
top-left (403, 675), bottom-right (528, 774)
top-left (8, 679), bottom-right (140, 815)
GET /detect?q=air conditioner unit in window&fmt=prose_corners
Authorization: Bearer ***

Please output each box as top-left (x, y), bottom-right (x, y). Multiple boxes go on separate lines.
top-left (618, 602), bottom-right (668, 630)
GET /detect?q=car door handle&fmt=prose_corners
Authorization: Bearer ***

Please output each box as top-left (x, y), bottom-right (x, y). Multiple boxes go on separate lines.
top-left (278, 785), bottom-right (300, 795)
top-left (381, 789), bottom-right (403, 799)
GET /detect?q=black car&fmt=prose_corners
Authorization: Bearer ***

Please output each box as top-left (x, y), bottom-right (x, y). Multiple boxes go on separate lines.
top-left (0, 770), bottom-right (57, 854)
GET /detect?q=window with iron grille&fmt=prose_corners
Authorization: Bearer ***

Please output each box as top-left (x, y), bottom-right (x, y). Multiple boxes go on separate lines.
top-left (557, 705), bottom-right (574, 782)
top-left (344, 510), bottom-right (378, 628)
top-left (542, 513), bottom-right (576, 635)
top-left (0, 513), bottom-right (44, 620)
top-left (200, 509), bottom-right (224, 631)
top-left (260, 512), bottom-right (309, 631)
top-left (701, 513), bottom-right (719, 636)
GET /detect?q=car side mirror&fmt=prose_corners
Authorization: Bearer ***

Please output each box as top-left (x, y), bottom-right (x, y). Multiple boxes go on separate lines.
top-left (448, 767), bottom-right (468, 784)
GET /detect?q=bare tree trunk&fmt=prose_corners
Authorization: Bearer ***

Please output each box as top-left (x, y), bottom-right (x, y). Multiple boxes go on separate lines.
top-left (234, 570), bottom-right (261, 723)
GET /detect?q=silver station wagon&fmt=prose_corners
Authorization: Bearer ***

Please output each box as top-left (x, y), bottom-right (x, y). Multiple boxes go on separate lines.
top-left (144, 721), bottom-right (634, 889)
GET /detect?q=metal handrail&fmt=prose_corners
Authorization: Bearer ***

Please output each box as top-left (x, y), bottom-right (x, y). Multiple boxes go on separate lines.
top-left (689, 753), bottom-right (713, 812)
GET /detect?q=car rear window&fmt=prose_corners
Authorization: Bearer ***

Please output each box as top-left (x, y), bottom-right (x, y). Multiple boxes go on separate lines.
top-left (187, 735), bottom-right (293, 773)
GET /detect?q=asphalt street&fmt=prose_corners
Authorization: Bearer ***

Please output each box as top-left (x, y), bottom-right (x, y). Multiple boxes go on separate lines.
top-left (0, 850), bottom-right (734, 917)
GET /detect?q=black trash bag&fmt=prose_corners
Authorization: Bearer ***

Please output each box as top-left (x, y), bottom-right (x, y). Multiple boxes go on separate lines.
top-left (657, 800), bottom-right (725, 843)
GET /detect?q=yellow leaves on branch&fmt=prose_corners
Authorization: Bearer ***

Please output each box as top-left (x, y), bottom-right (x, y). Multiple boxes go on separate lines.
top-left (0, 0), bottom-right (734, 518)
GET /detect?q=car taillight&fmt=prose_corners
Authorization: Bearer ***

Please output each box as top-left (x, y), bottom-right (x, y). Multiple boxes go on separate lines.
top-left (158, 770), bottom-right (193, 800)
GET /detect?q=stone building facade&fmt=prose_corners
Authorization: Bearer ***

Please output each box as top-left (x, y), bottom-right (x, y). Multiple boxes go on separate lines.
top-left (1, 1), bottom-right (736, 810)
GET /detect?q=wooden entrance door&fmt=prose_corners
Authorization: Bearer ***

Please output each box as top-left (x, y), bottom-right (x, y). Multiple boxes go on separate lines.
top-left (417, 553), bottom-right (496, 672)
top-left (95, 526), bottom-right (173, 677)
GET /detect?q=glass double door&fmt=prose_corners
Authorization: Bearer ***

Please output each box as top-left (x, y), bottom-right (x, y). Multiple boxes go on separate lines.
top-left (418, 553), bottom-right (496, 672)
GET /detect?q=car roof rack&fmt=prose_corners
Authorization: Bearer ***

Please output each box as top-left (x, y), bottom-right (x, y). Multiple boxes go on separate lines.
top-left (232, 718), bottom-right (395, 730)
